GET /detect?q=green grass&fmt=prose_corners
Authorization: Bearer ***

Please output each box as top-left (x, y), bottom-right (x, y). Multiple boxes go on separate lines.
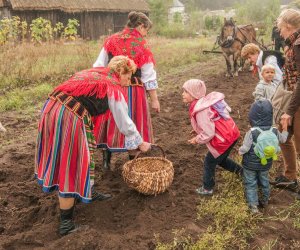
top-left (156, 172), bottom-right (258, 250)
top-left (0, 83), bottom-right (53, 112)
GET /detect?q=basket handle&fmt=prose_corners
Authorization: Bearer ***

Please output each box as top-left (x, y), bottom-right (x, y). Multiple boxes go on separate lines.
top-left (132, 144), bottom-right (166, 161)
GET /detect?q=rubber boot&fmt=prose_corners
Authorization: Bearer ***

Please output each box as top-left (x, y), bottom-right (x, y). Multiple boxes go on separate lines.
top-left (59, 206), bottom-right (77, 236)
top-left (103, 150), bottom-right (111, 170)
top-left (91, 186), bottom-right (112, 201)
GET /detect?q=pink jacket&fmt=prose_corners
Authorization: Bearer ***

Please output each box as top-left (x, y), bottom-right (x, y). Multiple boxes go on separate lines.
top-left (189, 92), bottom-right (240, 158)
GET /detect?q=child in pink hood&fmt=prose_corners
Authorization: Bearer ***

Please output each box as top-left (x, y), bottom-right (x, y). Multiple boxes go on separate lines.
top-left (182, 79), bottom-right (242, 195)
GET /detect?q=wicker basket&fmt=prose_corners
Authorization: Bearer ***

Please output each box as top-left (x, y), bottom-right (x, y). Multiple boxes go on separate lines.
top-left (122, 145), bottom-right (174, 195)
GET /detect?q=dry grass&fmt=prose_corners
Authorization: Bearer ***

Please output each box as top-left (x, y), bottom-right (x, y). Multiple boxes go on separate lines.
top-left (0, 36), bottom-right (214, 112)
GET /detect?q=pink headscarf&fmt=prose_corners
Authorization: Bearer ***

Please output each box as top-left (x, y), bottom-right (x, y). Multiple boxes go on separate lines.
top-left (182, 79), bottom-right (206, 100)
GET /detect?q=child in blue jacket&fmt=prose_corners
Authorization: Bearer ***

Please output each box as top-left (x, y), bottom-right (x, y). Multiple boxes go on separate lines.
top-left (239, 100), bottom-right (288, 213)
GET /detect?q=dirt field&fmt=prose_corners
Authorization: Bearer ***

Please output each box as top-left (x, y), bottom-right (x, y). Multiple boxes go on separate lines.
top-left (0, 57), bottom-right (299, 249)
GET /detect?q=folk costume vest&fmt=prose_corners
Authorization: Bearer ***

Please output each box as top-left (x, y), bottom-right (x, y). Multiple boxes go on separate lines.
top-left (54, 67), bottom-right (125, 117)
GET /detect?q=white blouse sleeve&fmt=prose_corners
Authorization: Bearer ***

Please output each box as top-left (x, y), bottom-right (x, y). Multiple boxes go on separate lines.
top-left (108, 94), bottom-right (143, 150)
top-left (141, 63), bottom-right (158, 90)
top-left (93, 48), bottom-right (109, 68)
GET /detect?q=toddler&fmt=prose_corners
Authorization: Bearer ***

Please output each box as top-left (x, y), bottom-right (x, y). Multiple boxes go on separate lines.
top-left (239, 100), bottom-right (288, 213)
top-left (182, 79), bottom-right (242, 195)
top-left (253, 64), bottom-right (277, 101)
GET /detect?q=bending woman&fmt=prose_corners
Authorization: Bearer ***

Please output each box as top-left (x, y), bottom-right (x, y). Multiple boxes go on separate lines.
top-left (93, 11), bottom-right (160, 168)
top-left (35, 56), bottom-right (151, 236)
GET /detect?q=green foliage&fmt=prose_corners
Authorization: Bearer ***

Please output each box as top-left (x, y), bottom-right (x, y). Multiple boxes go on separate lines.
top-left (235, 0), bottom-right (280, 34)
top-left (148, 0), bottom-right (171, 27)
top-left (0, 16), bottom-right (79, 45)
top-left (173, 12), bottom-right (183, 24)
top-left (30, 17), bottom-right (53, 43)
top-left (183, 0), bottom-right (246, 12)
top-left (156, 23), bottom-right (196, 38)
top-left (204, 15), bottom-right (222, 31)
top-left (188, 10), bottom-right (205, 31)
top-left (291, 0), bottom-right (300, 8)
top-left (0, 18), bottom-right (11, 44)
top-left (63, 19), bottom-right (80, 41)
top-left (0, 84), bottom-right (53, 112)
top-left (0, 16), bottom-right (28, 45)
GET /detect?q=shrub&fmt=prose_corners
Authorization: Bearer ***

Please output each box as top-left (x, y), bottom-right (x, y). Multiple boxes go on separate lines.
top-left (30, 17), bottom-right (53, 43)
top-left (63, 19), bottom-right (80, 41)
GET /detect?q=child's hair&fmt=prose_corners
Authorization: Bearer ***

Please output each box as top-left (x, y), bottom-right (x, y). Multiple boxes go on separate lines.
top-left (127, 11), bottom-right (152, 30)
top-left (182, 79), bottom-right (206, 100)
top-left (277, 9), bottom-right (300, 31)
top-left (108, 56), bottom-right (137, 74)
top-left (261, 64), bottom-right (275, 74)
top-left (241, 43), bottom-right (260, 58)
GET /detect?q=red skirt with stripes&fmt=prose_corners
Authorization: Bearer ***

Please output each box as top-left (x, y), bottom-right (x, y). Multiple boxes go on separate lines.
top-left (35, 98), bottom-right (96, 203)
top-left (93, 85), bottom-right (154, 151)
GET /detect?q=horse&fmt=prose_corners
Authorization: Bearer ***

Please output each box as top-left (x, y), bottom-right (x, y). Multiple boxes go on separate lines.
top-left (218, 18), bottom-right (257, 77)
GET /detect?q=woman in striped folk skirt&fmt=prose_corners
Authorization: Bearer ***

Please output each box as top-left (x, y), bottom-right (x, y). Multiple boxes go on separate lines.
top-left (35, 56), bottom-right (151, 236)
top-left (93, 11), bottom-right (160, 168)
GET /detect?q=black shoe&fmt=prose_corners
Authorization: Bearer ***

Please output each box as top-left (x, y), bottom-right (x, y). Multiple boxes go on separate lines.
top-left (270, 175), bottom-right (294, 185)
top-left (103, 150), bottom-right (111, 170)
top-left (285, 180), bottom-right (298, 191)
top-left (258, 200), bottom-right (268, 209)
top-left (91, 187), bottom-right (112, 201)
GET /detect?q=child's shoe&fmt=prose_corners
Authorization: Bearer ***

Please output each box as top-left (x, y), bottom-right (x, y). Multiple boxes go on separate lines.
top-left (249, 205), bottom-right (259, 214)
top-left (258, 200), bottom-right (268, 209)
top-left (195, 186), bottom-right (213, 196)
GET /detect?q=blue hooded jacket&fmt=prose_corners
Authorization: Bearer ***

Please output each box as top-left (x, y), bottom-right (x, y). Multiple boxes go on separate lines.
top-left (242, 100), bottom-right (277, 171)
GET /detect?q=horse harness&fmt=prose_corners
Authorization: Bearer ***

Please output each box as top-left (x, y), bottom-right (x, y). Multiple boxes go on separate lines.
top-left (218, 25), bottom-right (252, 48)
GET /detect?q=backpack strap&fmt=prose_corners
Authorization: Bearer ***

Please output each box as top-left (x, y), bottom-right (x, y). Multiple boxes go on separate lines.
top-left (251, 127), bottom-right (262, 143)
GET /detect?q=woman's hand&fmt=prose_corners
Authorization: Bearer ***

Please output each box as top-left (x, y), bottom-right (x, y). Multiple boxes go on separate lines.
top-left (280, 113), bottom-right (291, 130)
top-left (148, 89), bottom-right (160, 113)
top-left (188, 136), bottom-right (198, 145)
top-left (138, 142), bottom-right (151, 152)
top-left (151, 99), bottom-right (160, 113)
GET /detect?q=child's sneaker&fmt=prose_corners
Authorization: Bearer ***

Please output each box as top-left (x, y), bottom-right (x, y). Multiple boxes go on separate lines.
top-left (195, 186), bottom-right (213, 196)
top-left (249, 205), bottom-right (259, 214)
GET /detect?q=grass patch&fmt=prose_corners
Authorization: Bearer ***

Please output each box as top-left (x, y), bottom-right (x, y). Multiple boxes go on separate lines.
top-left (0, 83), bottom-right (53, 112)
top-left (156, 172), bottom-right (258, 249)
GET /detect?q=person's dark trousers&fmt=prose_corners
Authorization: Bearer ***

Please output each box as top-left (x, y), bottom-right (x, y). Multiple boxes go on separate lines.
top-left (203, 140), bottom-right (242, 190)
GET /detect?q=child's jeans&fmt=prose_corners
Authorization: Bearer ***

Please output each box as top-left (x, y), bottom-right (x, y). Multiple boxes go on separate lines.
top-left (203, 141), bottom-right (242, 190)
top-left (243, 168), bottom-right (270, 206)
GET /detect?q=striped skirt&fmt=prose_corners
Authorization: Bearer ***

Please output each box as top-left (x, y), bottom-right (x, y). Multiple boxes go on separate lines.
top-left (35, 98), bottom-right (96, 203)
top-left (93, 85), bottom-right (154, 152)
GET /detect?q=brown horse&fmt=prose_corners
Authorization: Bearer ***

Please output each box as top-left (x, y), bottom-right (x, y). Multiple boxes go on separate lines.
top-left (218, 18), bottom-right (256, 77)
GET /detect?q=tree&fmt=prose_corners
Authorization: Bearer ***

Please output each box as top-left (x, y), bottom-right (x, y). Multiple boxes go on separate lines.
top-left (148, 0), bottom-right (171, 26)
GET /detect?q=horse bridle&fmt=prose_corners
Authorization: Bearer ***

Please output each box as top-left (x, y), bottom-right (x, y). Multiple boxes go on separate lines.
top-left (218, 23), bottom-right (267, 50)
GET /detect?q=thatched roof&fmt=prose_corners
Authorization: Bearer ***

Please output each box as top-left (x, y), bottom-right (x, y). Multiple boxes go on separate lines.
top-left (5, 0), bottom-right (149, 13)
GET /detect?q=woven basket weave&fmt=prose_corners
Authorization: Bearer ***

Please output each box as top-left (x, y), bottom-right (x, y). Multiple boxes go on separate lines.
top-left (122, 145), bottom-right (174, 195)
